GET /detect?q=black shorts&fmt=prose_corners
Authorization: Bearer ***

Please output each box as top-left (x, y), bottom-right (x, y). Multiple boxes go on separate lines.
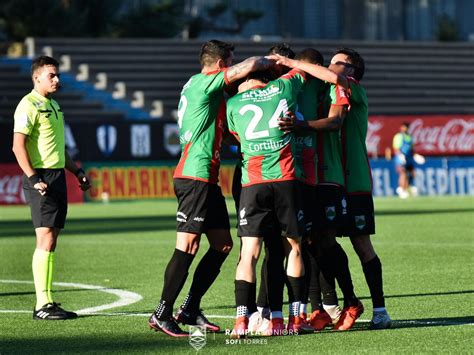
top-left (23, 169), bottom-right (68, 229)
top-left (314, 183), bottom-right (348, 232)
top-left (300, 183), bottom-right (317, 235)
top-left (237, 180), bottom-right (304, 239)
top-left (343, 192), bottom-right (376, 237)
top-left (174, 178), bottom-right (230, 234)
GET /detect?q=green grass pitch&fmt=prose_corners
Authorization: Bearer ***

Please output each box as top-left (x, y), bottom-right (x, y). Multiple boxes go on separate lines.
top-left (1, 196), bottom-right (473, 353)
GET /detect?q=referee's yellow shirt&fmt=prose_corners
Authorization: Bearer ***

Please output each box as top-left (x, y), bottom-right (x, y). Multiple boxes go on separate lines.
top-left (13, 90), bottom-right (65, 169)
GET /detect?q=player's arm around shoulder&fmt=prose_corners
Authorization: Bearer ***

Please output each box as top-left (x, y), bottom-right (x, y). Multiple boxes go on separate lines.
top-left (267, 54), bottom-right (348, 89)
top-left (225, 56), bottom-right (274, 84)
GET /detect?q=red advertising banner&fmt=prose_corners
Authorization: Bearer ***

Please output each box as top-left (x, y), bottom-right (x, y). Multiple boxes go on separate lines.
top-left (83, 163), bottom-right (236, 201)
top-left (367, 115), bottom-right (474, 157)
top-left (0, 164), bottom-right (84, 205)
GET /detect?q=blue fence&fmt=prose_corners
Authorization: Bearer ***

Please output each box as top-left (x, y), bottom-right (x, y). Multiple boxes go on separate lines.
top-left (370, 157), bottom-right (474, 197)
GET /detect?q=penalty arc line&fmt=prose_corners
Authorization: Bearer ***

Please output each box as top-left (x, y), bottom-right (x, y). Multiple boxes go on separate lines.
top-left (0, 279), bottom-right (143, 315)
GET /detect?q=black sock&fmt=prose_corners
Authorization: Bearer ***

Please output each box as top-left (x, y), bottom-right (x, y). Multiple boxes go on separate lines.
top-left (256, 257), bottom-right (268, 308)
top-left (183, 248), bottom-right (228, 312)
top-left (157, 249), bottom-right (195, 319)
top-left (248, 281), bottom-right (257, 314)
top-left (287, 276), bottom-right (305, 302)
top-left (265, 238), bottom-right (285, 312)
top-left (301, 246), bottom-right (311, 304)
top-left (319, 267), bottom-right (339, 306)
top-left (321, 243), bottom-right (358, 307)
top-left (235, 279), bottom-right (255, 315)
top-left (362, 255), bottom-right (385, 308)
top-left (308, 251), bottom-right (322, 311)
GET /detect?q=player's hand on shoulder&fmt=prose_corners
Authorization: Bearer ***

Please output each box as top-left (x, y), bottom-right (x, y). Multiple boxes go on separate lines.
top-left (278, 111), bottom-right (299, 133)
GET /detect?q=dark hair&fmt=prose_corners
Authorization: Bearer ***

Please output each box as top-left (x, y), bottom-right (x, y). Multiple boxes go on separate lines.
top-left (267, 42), bottom-right (295, 59)
top-left (402, 121), bottom-right (410, 128)
top-left (199, 40), bottom-right (235, 67)
top-left (296, 48), bottom-right (324, 65)
top-left (335, 48), bottom-right (365, 81)
top-left (31, 56), bottom-right (59, 76)
top-left (246, 69), bottom-right (275, 84)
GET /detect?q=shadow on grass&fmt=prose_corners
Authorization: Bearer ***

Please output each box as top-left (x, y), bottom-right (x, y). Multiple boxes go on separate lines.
top-left (204, 290), bottom-right (474, 311)
top-left (375, 207), bottom-right (474, 216)
top-left (0, 215), bottom-right (177, 238)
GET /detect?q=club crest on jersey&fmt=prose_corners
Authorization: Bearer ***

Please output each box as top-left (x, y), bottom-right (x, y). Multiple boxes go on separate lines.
top-left (297, 210), bottom-right (304, 221)
top-left (341, 198), bottom-right (347, 215)
top-left (325, 206), bottom-right (336, 221)
top-left (355, 215), bottom-right (366, 230)
top-left (239, 208), bottom-right (247, 226)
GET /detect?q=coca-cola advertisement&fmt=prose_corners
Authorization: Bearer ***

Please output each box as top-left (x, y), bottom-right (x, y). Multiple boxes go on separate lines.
top-left (0, 164), bottom-right (84, 205)
top-left (367, 115), bottom-right (474, 157)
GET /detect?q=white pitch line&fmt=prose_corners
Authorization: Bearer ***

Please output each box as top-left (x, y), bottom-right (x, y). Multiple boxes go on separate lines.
top-left (0, 279), bottom-right (142, 315)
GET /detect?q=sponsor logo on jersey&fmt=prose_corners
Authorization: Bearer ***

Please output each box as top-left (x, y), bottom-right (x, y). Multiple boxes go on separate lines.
top-left (325, 206), bottom-right (336, 221)
top-left (239, 208), bottom-right (247, 226)
top-left (177, 211), bottom-right (188, 223)
top-left (242, 85), bottom-right (280, 100)
top-left (249, 134), bottom-right (291, 153)
top-left (180, 130), bottom-right (193, 144)
top-left (294, 136), bottom-right (314, 147)
top-left (355, 215), bottom-right (366, 230)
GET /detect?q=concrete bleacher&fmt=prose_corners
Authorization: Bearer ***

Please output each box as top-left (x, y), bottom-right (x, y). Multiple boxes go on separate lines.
top-left (0, 61), bottom-right (127, 122)
top-left (3, 38), bottom-right (474, 122)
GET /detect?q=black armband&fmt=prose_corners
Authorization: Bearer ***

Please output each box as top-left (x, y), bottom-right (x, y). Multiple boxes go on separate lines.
top-left (28, 174), bottom-right (42, 185)
top-left (75, 168), bottom-right (85, 177)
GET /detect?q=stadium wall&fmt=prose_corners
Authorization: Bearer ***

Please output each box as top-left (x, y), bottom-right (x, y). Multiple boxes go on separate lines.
top-left (1, 158), bottom-right (473, 205)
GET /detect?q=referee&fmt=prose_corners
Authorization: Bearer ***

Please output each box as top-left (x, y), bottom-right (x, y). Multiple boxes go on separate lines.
top-left (12, 56), bottom-right (91, 320)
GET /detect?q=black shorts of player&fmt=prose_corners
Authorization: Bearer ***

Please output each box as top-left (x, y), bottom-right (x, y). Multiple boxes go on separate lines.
top-left (343, 192), bottom-right (376, 237)
top-left (23, 169), bottom-right (68, 229)
top-left (314, 183), bottom-right (348, 233)
top-left (237, 180), bottom-right (304, 240)
top-left (300, 183), bottom-right (317, 236)
top-left (174, 178), bottom-right (230, 234)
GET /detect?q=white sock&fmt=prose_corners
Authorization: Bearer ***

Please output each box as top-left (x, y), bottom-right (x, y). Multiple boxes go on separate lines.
top-left (236, 305), bottom-right (248, 318)
top-left (299, 303), bottom-right (307, 315)
top-left (323, 304), bottom-right (341, 321)
top-left (289, 301), bottom-right (300, 316)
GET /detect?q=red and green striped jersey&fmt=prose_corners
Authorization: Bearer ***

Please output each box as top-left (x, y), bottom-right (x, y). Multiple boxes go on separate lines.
top-left (294, 78), bottom-right (328, 186)
top-left (341, 78), bottom-right (373, 193)
top-left (316, 84), bottom-right (348, 186)
top-left (227, 69), bottom-right (306, 186)
top-left (173, 69), bottom-right (229, 183)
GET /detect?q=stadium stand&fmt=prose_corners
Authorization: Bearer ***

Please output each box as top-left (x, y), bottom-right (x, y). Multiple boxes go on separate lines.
top-left (1, 38), bottom-right (473, 123)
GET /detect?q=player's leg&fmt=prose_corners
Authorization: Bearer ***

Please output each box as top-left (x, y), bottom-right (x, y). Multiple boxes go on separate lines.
top-left (232, 236), bottom-right (263, 338)
top-left (149, 179), bottom-right (208, 337)
top-left (347, 193), bottom-right (391, 330)
top-left (275, 181), bottom-right (313, 333)
top-left (176, 184), bottom-right (232, 331)
top-left (28, 169), bottom-right (76, 321)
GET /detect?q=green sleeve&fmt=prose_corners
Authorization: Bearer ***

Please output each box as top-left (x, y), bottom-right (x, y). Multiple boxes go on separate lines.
top-left (204, 71), bottom-right (227, 94)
